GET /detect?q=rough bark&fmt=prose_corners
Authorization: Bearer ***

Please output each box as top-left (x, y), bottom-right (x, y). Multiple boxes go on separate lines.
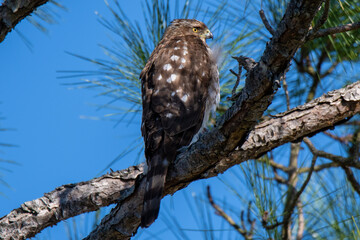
top-left (3, 0), bottom-right (360, 239)
top-left (1, 0), bottom-right (333, 239)
top-left (1, 81), bottom-right (359, 240)
top-left (84, 81), bottom-right (360, 240)
top-left (0, 0), bottom-right (50, 43)
top-left (0, 166), bottom-right (144, 239)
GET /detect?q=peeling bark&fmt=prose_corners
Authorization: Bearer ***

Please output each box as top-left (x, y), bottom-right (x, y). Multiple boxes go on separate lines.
top-left (84, 81), bottom-right (360, 240)
top-left (3, 0), bottom-right (360, 239)
top-left (1, 81), bottom-right (359, 240)
top-left (0, 166), bottom-right (143, 239)
top-left (0, 0), bottom-right (50, 43)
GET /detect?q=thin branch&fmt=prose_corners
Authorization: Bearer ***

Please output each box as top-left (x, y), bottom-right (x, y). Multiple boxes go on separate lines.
top-left (257, 172), bottom-right (288, 184)
top-left (228, 62), bottom-right (243, 101)
top-left (343, 121), bottom-right (360, 126)
top-left (323, 131), bottom-right (352, 144)
top-left (311, 0), bottom-right (330, 35)
top-left (342, 167), bottom-right (360, 197)
top-left (303, 138), bottom-right (360, 168)
top-left (262, 211), bottom-right (283, 230)
top-left (2, 81), bottom-right (359, 240)
top-left (282, 155), bottom-right (317, 239)
top-left (282, 76), bottom-right (291, 111)
top-left (273, 171), bottom-right (288, 184)
top-left (296, 201), bottom-right (305, 240)
top-left (207, 186), bottom-right (248, 237)
top-left (307, 21), bottom-right (360, 41)
top-left (298, 162), bottom-right (339, 173)
top-left (257, 158), bottom-right (290, 172)
top-left (320, 61), bottom-right (339, 78)
top-left (0, 0), bottom-right (50, 43)
top-left (231, 56), bottom-right (257, 72)
top-left (259, 9), bottom-right (276, 35)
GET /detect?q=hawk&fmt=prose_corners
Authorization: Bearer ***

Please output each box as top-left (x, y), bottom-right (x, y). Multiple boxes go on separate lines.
top-left (140, 19), bottom-right (220, 228)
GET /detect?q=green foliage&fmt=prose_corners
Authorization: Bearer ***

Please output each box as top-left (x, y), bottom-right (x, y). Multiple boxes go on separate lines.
top-left (0, 111), bottom-right (19, 196)
top-left (309, 0), bottom-right (360, 62)
top-left (63, 0), bottom-right (259, 118)
top-left (17, 0), bottom-right (66, 49)
top-left (62, 0), bottom-right (360, 239)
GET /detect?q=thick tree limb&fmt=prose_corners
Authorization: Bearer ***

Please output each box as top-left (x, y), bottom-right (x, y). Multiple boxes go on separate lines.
top-left (1, 81), bottom-right (359, 240)
top-left (0, 0), bottom-right (50, 43)
top-left (0, 166), bottom-right (144, 239)
top-left (4, 0), bottom-right (360, 239)
top-left (84, 81), bottom-right (360, 240)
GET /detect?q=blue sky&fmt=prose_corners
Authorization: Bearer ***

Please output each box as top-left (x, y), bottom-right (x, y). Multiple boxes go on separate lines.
top-left (0, 1), bottom-right (232, 239)
top-left (1, 0), bottom-right (357, 239)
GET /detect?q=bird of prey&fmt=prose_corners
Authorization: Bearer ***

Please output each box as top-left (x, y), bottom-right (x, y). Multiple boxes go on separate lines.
top-left (140, 19), bottom-right (220, 228)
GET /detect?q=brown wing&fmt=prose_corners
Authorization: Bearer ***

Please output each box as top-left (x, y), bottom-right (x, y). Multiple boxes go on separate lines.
top-left (140, 35), bottom-right (214, 227)
top-left (141, 35), bottom-right (213, 155)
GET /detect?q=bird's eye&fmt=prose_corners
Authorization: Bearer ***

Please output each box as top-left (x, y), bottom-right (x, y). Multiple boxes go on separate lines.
top-left (192, 28), bottom-right (198, 33)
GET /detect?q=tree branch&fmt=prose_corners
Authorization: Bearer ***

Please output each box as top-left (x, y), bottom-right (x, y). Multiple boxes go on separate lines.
top-left (298, 162), bottom-right (339, 173)
top-left (303, 138), bottom-right (360, 168)
top-left (0, 0), bottom-right (51, 43)
top-left (207, 186), bottom-right (248, 237)
top-left (342, 167), bottom-right (360, 197)
top-left (1, 81), bottom-right (359, 239)
top-left (259, 9), bottom-right (276, 36)
top-left (282, 155), bottom-right (317, 239)
top-left (307, 21), bottom-right (360, 41)
top-left (3, 0), bottom-right (360, 238)
top-left (85, 81), bottom-right (360, 240)
top-left (0, 166), bottom-right (144, 239)
top-left (310, 0), bottom-right (330, 35)
top-left (296, 201), bottom-right (305, 240)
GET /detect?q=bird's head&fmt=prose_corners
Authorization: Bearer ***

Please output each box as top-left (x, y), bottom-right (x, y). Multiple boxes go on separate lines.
top-left (166, 19), bottom-right (213, 42)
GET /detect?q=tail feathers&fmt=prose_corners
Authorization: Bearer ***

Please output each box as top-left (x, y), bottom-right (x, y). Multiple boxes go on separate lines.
top-left (141, 155), bottom-right (169, 228)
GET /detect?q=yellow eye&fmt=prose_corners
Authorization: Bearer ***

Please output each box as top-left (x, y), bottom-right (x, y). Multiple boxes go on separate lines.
top-left (192, 28), bottom-right (198, 32)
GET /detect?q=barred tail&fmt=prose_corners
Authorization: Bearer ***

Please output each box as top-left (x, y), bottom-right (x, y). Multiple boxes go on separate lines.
top-left (141, 154), bottom-right (169, 228)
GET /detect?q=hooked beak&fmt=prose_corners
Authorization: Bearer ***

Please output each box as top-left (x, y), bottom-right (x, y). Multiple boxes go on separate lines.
top-left (205, 30), bottom-right (213, 40)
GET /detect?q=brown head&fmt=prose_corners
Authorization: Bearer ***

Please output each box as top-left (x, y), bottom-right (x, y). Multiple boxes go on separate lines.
top-left (162, 19), bottom-right (213, 42)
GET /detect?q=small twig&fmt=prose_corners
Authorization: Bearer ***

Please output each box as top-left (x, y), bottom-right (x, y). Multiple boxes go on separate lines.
top-left (261, 211), bottom-right (283, 230)
top-left (240, 211), bottom-right (247, 234)
top-left (207, 186), bottom-right (246, 236)
top-left (349, 131), bottom-right (360, 163)
top-left (232, 56), bottom-right (257, 72)
top-left (342, 167), bottom-right (360, 197)
top-left (207, 186), bottom-right (255, 239)
top-left (257, 158), bottom-right (290, 172)
top-left (228, 65), bottom-right (243, 101)
top-left (228, 56), bottom-right (257, 101)
top-left (296, 201), bottom-right (305, 240)
top-left (259, 9), bottom-right (276, 36)
top-left (320, 61), bottom-right (339, 78)
top-left (343, 121), bottom-right (360, 126)
top-left (282, 76), bottom-right (291, 111)
top-left (247, 202), bottom-right (253, 226)
top-left (282, 155), bottom-right (317, 238)
top-left (311, 0), bottom-right (330, 34)
top-left (307, 21), bottom-right (360, 41)
top-left (298, 162), bottom-right (339, 173)
top-left (259, 174), bottom-right (288, 184)
top-left (303, 138), bottom-right (360, 169)
top-left (323, 131), bottom-right (352, 144)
